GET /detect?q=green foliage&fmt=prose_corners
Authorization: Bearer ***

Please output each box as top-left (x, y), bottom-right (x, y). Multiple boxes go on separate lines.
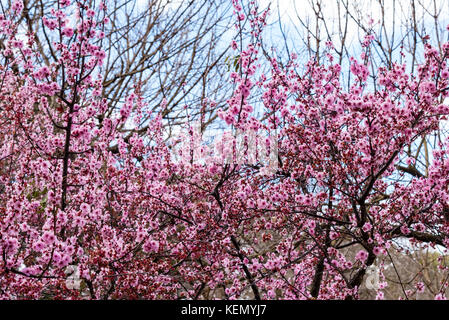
top-left (224, 55), bottom-right (240, 72)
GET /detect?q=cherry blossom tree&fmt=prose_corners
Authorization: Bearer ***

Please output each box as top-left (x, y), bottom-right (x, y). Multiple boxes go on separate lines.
top-left (1, 0), bottom-right (449, 300)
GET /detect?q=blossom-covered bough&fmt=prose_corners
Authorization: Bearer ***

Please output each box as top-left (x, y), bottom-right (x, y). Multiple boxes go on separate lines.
top-left (1, 0), bottom-right (449, 299)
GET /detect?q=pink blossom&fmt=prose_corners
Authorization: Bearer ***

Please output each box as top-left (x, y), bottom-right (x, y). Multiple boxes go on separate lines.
top-left (355, 250), bottom-right (368, 262)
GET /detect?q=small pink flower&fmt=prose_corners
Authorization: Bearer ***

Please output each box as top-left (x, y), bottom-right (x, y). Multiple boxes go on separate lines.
top-left (414, 223), bottom-right (425, 232)
top-left (400, 225), bottom-right (410, 235)
top-left (11, 0), bottom-right (23, 13)
top-left (80, 203), bottom-right (90, 214)
top-left (330, 231), bottom-right (339, 240)
top-left (143, 240), bottom-right (159, 253)
top-left (36, 66), bottom-right (50, 80)
top-left (373, 246), bottom-right (382, 256)
top-left (356, 250), bottom-right (368, 262)
top-left (62, 27), bottom-right (74, 38)
top-left (362, 222), bottom-right (372, 232)
top-left (416, 282), bottom-right (425, 294)
top-left (42, 231), bottom-right (55, 245)
top-left (87, 9), bottom-right (95, 18)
